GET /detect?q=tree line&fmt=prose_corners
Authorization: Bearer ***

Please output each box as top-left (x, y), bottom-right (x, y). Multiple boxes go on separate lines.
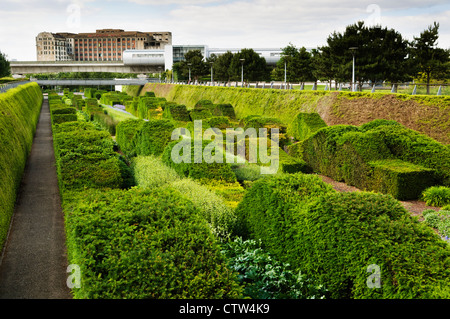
top-left (173, 21), bottom-right (449, 94)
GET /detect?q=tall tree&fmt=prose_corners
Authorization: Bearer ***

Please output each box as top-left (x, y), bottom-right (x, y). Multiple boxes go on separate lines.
top-left (229, 49), bottom-right (270, 82)
top-left (0, 51), bottom-right (11, 78)
top-left (177, 49), bottom-right (208, 82)
top-left (323, 21), bottom-right (412, 89)
top-left (210, 51), bottom-right (234, 82)
top-left (410, 22), bottom-right (450, 94)
top-left (272, 43), bottom-right (314, 84)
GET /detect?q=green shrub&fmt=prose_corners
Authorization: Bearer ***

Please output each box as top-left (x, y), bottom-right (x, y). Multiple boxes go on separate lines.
top-left (162, 104), bottom-right (190, 122)
top-left (207, 116), bottom-right (231, 129)
top-left (53, 128), bottom-right (124, 191)
top-left (422, 186), bottom-right (450, 207)
top-left (115, 119), bottom-right (145, 157)
top-left (189, 107), bottom-right (213, 121)
top-left (162, 138), bottom-right (237, 184)
top-left (301, 120), bottom-right (449, 199)
top-left (63, 187), bottom-right (244, 299)
top-left (290, 112), bottom-right (327, 141)
top-left (51, 113), bottom-right (78, 125)
top-left (195, 99), bottom-right (214, 109)
top-left (368, 159), bottom-right (437, 200)
top-left (92, 112), bottom-right (119, 135)
top-left (236, 173), bottom-right (450, 299)
top-left (304, 192), bottom-right (450, 298)
top-left (132, 155), bottom-right (180, 189)
top-left (134, 119), bottom-right (175, 156)
top-left (170, 178), bottom-right (237, 240)
top-left (221, 237), bottom-right (326, 299)
top-left (0, 82), bottom-right (42, 250)
top-left (213, 103), bottom-right (236, 119)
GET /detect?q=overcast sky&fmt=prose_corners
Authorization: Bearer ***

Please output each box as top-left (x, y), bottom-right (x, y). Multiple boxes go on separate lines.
top-left (1, 0), bottom-right (449, 61)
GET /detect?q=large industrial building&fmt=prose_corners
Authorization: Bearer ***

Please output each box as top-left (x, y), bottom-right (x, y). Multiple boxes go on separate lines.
top-left (36, 29), bottom-right (172, 62)
top-left (36, 30), bottom-right (309, 71)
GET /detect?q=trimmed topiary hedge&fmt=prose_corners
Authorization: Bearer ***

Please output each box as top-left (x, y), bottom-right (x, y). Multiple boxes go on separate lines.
top-left (301, 120), bottom-right (446, 200)
top-left (134, 119), bottom-right (175, 157)
top-left (115, 119), bottom-right (145, 157)
top-left (290, 112), bottom-right (327, 141)
top-left (63, 187), bottom-right (244, 299)
top-left (0, 82), bottom-right (43, 251)
top-left (235, 173), bottom-right (450, 299)
top-left (163, 104), bottom-right (191, 122)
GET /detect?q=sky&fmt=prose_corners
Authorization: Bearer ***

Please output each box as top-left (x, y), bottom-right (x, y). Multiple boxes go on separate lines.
top-left (0, 0), bottom-right (449, 61)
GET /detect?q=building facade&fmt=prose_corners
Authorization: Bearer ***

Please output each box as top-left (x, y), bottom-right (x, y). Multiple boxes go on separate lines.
top-left (36, 29), bottom-right (172, 62)
top-left (36, 32), bottom-right (75, 61)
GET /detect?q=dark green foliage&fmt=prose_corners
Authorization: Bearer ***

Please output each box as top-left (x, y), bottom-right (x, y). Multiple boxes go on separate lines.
top-left (207, 116), bottom-right (231, 129)
top-left (301, 120), bottom-right (449, 199)
top-left (92, 112), bottom-right (119, 135)
top-left (63, 187), bottom-right (244, 299)
top-left (195, 99), bottom-right (215, 110)
top-left (137, 96), bottom-right (167, 119)
top-left (189, 108), bottom-right (213, 121)
top-left (304, 192), bottom-right (450, 299)
top-left (422, 186), bottom-right (450, 207)
top-left (0, 82), bottom-right (42, 250)
top-left (53, 124), bottom-right (124, 191)
top-left (51, 113), bottom-right (78, 124)
top-left (221, 237), bottom-right (326, 299)
top-left (236, 173), bottom-right (450, 299)
top-left (134, 119), bottom-right (175, 156)
top-left (115, 119), bottom-right (145, 157)
top-left (290, 112), bottom-right (327, 141)
top-left (162, 139), bottom-right (237, 183)
top-left (369, 159), bottom-right (437, 200)
top-left (213, 103), bottom-right (236, 119)
top-left (163, 104), bottom-right (191, 122)
top-left (144, 91), bottom-right (156, 97)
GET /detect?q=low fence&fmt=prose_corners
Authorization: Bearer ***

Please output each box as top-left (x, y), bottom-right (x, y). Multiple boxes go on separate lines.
top-left (165, 80), bottom-right (449, 96)
top-left (0, 81), bottom-right (31, 94)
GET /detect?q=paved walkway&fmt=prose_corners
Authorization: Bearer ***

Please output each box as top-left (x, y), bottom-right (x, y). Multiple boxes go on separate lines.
top-left (0, 98), bottom-right (72, 299)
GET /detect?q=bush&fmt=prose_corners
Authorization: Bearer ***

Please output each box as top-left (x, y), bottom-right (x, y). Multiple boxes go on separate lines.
top-left (422, 186), bottom-right (450, 207)
top-left (301, 120), bottom-right (446, 200)
top-left (53, 127), bottom-right (124, 191)
top-left (0, 82), bottom-right (42, 250)
top-left (368, 159), bottom-right (437, 200)
top-left (189, 108), bottom-right (213, 121)
top-left (163, 104), bottom-right (191, 122)
top-left (162, 138), bottom-right (237, 184)
top-left (63, 187), bottom-right (244, 299)
top-left (92, 112), bottom-right (119, 135)
top-left (134, 119), bottom-right (175, 156)
top-left (170, 178), bottom-right (237, 240)
top-left (221, 237), bottom-right (326, 299)
top-left (213, 103), bottom-right (236, 119)
top-left (304, 192), bottom-right (450, 298)
top-left (115, 119), bottom-right (145, 157)
top-left (132, 155), bottom-right (180, 189)
top-left (290, 112), bottom-right (327, 141)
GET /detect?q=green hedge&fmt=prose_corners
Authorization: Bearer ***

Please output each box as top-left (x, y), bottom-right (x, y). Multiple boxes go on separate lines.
top-left (0, 82), bottom-right (43, 250)
top-left (301, 120), bottom-right (446, 200)
top-left (162, 138), bottom-right (237, 183)
top-left (53, 123), bottom-right (125, 191)
top-left (213, 103), bottom-right (236, 119)
top-left (115, 119), bottom-right (145, 157)
top-left (235, 173), bottom-right (450, 299)
top-left (290, 112), bottom-right (327, 141)
top-left (63, 187), bottom-right (243, 299)
top-left (162, 104), bottom-right (191, 122)
top-left (134, 119), bottom-right (175, 156)
top-left (304, 192), bottom-right (450, 299)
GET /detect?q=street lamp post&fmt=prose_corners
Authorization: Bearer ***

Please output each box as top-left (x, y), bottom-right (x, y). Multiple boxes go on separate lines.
top-left (349, 47), bottom-right (358, 92)
top-left (210, 62), bottom-right (214, 85)
top-left (240, 58), bottom-right (245, 87)
top-left (187, 63), bottom-right (192, 84)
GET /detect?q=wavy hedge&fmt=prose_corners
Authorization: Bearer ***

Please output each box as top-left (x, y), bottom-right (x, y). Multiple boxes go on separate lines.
top-left (235, 173), bottom-right (450, 299)
top-left (0, 82), bottom-right (43, 250)
top-left (300, 120), bottom-right (448, 200)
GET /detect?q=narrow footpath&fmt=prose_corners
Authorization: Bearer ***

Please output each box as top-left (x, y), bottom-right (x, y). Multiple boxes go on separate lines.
top-left (0, 97), bottom-right (71, 299)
